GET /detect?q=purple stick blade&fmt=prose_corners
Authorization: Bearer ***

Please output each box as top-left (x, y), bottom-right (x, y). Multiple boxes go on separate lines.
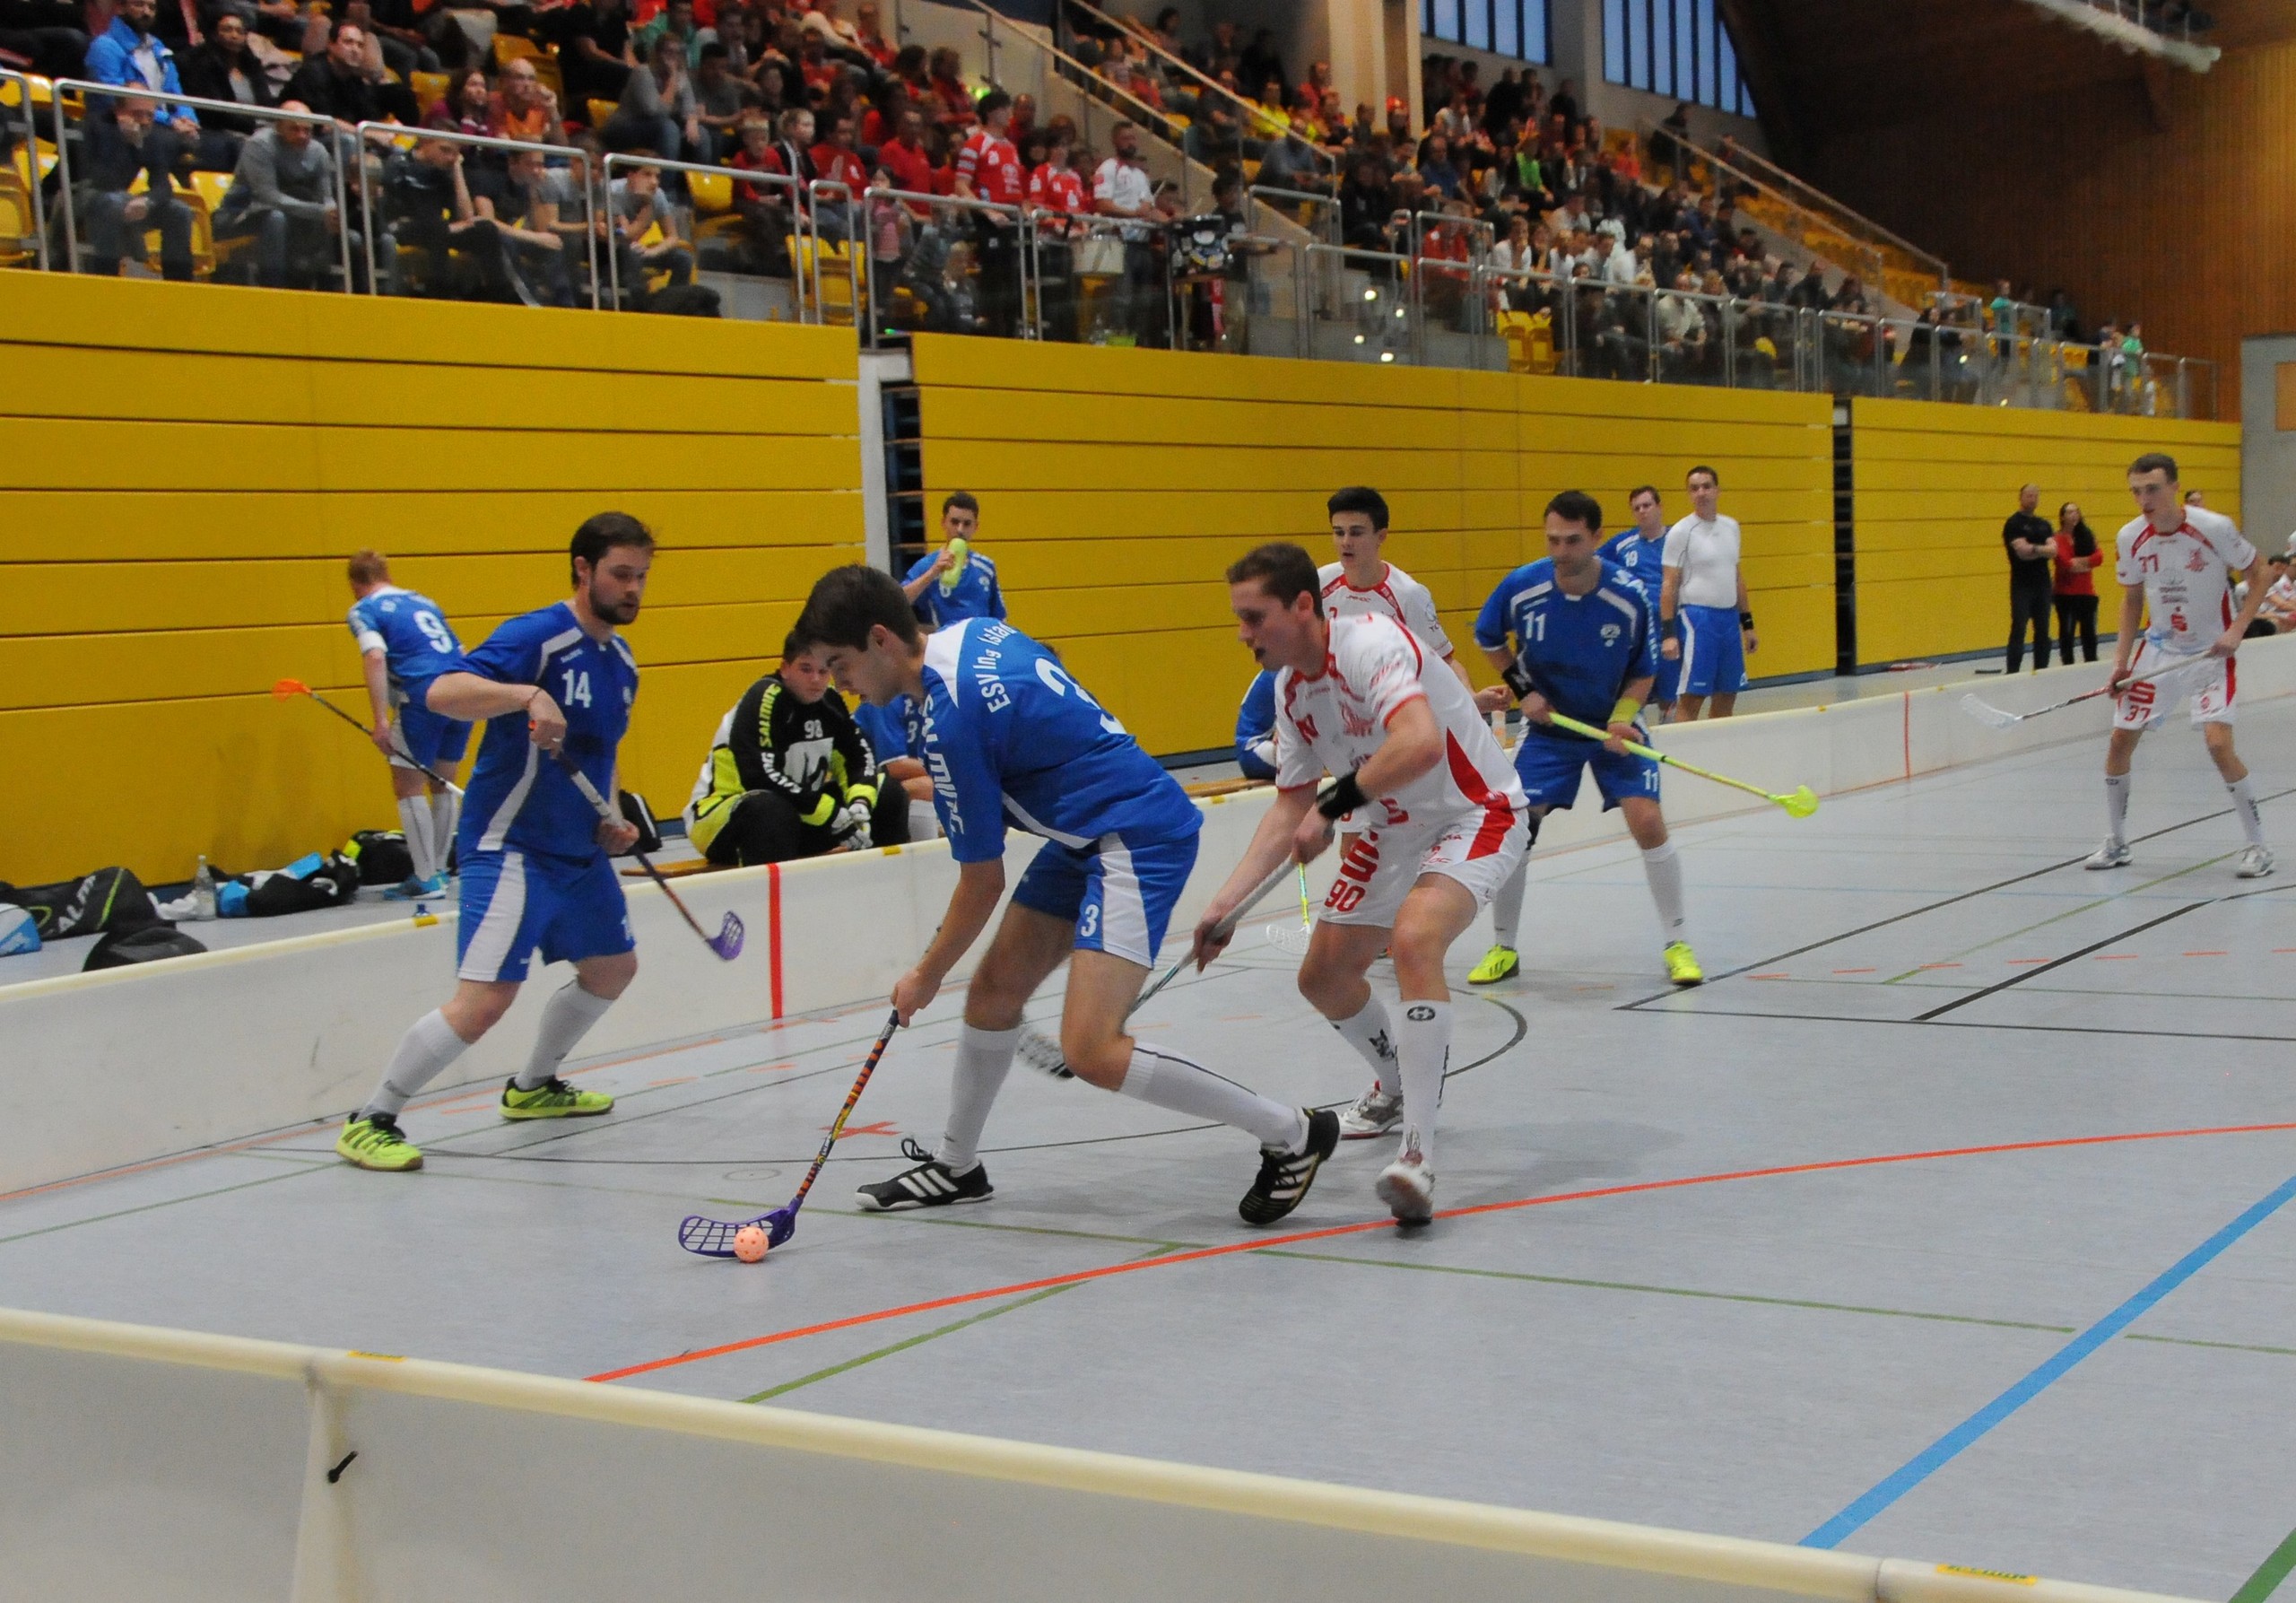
top-left (710, 911), bottom-right (745, 961)
top-left (678, 1210), bottom-right (770, 1258)
top-left (764, 1206), bottom-right (798, 1248)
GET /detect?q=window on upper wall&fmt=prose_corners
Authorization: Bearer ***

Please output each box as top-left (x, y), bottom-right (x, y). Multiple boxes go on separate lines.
top-left (1422, 0), bottom-right (1552, 66)
top-left (1602, 0), bottom-right (1758, 117)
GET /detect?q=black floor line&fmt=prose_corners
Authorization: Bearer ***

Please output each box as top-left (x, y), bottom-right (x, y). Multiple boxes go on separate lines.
top-left (1622, 1006), bottom-right (2296, 1049)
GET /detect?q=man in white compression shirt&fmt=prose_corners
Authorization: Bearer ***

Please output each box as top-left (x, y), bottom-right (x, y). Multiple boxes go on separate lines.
top-left (1657, 465), bottom-right (1756, 721)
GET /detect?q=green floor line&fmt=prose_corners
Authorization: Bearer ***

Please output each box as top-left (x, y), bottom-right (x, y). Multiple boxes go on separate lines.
top-left (0, 1163), bottom-right (331, 1248)
top-left (823, 1207), bottom-right (1202, 1250)
top-left (2125, 1332), bottom-right (2296, 1360)
top-left (1256, 1249), bottom-right (2080, 1335)
top-left (2229, 1521), bottom-right (2296, 1603)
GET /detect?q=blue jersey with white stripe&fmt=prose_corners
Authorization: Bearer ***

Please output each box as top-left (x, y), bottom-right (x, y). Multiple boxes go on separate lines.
top-left (918, 619), bottom-right (1199, 865)
top-left (1234, 669), bottom-right (1276, 746)
top-left (905, 550), bottom-right (1007, 631)
top-left (1598, 530), bottom-right (1669, 597)
top-left (455, 602), bottom-right (639, 861)
top-left (853, 693), bottom-right (918, 767)
top-left (347, 586), bottom-right (463, 703)
top-left (1474, 558), bottom-right (1657, 728)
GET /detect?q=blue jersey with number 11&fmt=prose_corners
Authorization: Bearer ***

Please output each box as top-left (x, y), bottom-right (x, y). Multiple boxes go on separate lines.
top-left (455, 601), bottom-right (639, 861)
top-left (1474, 558), bottom-right (1657, 728)
top-left (918, 619), bottom-right (1199, 864)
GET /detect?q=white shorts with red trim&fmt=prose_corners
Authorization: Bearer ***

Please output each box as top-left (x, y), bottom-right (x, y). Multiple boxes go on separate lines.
top-left (2113, 640), bottom-right (2235, 731)
top-left (1317, 800), bottom-right (1529, 929)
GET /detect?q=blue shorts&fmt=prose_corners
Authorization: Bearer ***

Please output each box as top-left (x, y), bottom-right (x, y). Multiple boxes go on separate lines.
top-left (1012, 832), bottom-right (1198, 968)
top-left (395, 696), bottom-right (471, 772)
top-left (1652, 641), bottom-right (1682, 706)
top-left (455, 847), bottom-right (633, 983)
top-left (1514, 726), bottom-right (1660, 813)
top-left (1677, 603), bottom-right (1749, 699)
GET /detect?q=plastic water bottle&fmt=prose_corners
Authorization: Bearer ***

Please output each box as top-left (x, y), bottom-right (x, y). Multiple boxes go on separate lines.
top-left (939, 537), bottom-right (970, 593)
top-left (191, 856), bottom-right (216, 922)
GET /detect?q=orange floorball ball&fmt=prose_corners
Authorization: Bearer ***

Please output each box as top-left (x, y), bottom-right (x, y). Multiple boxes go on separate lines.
top-left (734, 1225), bottom-right (770, 1263)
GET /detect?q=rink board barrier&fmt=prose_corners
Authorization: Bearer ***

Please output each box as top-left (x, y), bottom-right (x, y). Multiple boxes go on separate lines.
top-left (4, 637), bottom-right (2292, 1198)
top-left (0, 1306), bottom-right (2205, 1603)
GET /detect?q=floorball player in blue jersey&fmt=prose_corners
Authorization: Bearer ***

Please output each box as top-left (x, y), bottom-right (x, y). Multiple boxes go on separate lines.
top-left (345, 549), bottom-right (471, 901)
top-left (336, 514), bottom-right (656, 1173)
top-left (1471, 491), bottom-right (1703, 989)
top-left (795, 565), bottom-right (1338, 1226)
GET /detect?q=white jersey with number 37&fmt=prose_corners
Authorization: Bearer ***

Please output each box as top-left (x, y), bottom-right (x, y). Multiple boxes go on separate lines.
top-left (2116, 507), bottom-right (2257, 652)
top-left (1274, 614), bottom-right (1523, 826)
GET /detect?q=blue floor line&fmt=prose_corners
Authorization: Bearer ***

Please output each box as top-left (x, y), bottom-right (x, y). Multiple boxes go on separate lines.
top-left (1801, 1169), bottom-right (2296, 1551)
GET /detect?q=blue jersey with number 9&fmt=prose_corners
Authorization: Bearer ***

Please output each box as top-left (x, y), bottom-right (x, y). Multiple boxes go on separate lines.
top-left (347, 586), bottom-right (464, 706)
top-left (918, 618), bottom-right (1200, 864)
top-left (452, 601), bottom-right (639, 861)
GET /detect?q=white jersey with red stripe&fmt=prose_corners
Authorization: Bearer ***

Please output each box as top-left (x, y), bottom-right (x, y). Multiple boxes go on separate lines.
top-left (1273, 614), bottom-right (1521, 827)
top-left (1318, 561), bottom-right (1455, 659)
top-left (2116, 507), bottom-right (2257, 655)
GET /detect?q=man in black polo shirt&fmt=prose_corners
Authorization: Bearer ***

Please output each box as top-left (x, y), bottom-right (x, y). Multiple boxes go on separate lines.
top-left (2004, 482), bottom-right (2056, 673)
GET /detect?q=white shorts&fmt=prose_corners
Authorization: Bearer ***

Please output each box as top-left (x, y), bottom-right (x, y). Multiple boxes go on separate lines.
top-left (2113, 642), bottom-right (2235, 731)
top-left (1318, 802), bottom-right (1529, 928)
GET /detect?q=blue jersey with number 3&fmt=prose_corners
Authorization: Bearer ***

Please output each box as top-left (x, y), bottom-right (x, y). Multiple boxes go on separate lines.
top-left (918, 619), bottom-right (1200, 864)
top-left (347, 586), bottom-right (463, 704)
top-left (1474, 558), bottom-right (1657, 728)
top-left (453, 601), bottom-right (639, 861)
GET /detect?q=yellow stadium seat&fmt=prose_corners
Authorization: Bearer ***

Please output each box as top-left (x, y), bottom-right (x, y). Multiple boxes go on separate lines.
top-left (786, 231), bottom-right (865, 325)
top-left (588, 98), bottom-right (617, 129)
top-left (410, 70), bottom-right (449, 112)
top-left (0, 172), bottom-right (37, 267)
top-left (493, 32), bottom-right (543, 66)
top-left (689, 170), bottom-right (732, 213)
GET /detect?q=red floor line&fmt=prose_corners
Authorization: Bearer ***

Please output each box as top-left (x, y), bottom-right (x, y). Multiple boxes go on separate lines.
top-left (585, 1118), bottom-right (2296, 1385)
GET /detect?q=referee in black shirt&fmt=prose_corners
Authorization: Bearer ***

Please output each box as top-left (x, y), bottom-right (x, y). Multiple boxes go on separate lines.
top-left (2004, 483), bottom-right (2056, 673)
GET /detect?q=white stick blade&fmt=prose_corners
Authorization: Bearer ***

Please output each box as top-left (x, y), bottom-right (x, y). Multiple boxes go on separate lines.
top-left (1959, 693), bottom-right (2022, 730)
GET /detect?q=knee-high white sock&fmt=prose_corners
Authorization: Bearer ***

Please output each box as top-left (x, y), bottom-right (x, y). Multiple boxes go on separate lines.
top-left (937, 1024), bottom-right (1016, 1174)
top-left (430, 790), bottom-right (460, 870)
top-left (362, 1009), bottom-right (469, 1119)
top-left (396, 795), bottom-right (438, 882)
top-left (516, 980), bottom-right (616, 1089)
top-left (1641, 839), bottom-right (1686, 942)
top-left (1330, 996), bottom-right (1399, 1095)
top-left (2104, 771), bottom-right (2131, 845)
top-left (1395, 999), bottom-right (1450, 1168)
top-left (2228, 777), bottom-right (2266, 847)
top-left (1118, 1043), bottom-right (1307, 1152)
top-left (1489, 859), bottom-right (1526, 951)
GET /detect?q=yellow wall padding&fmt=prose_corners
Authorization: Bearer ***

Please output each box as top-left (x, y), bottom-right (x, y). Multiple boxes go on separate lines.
top-left (1849, 399), bottom-right (2242, 667)
top-left (0, 273), bottom-right (862, 885)
top-left (909, 335), bottom-right (1837, 756)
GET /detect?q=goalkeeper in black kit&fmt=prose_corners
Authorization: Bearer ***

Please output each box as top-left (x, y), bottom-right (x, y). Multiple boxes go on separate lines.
top-left (683, 633), bottom-right (910, 866)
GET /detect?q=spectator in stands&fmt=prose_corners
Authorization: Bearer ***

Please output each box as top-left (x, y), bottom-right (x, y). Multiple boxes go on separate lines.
top-left (491, 55), bottom-right (563, 145)
top-left (811, 103), bottom-right (868, 218)
top-left (429, 66), bottom-right (492, 134)
top-left (77, 94), bottom-right (196, 280)
top-left (954, 88), bottom-right (1024, 336)
top-left (852, 0), bottom-right (893, 66)
top-left (1028, 125), bottom-right (1086, 339)
top-left (693, 41), bottom-right (752, 151)
top-left (606, 159), bottom-right (693, 292)
top-left (284, 21), bottom-right (385, 129)
top-left (634, 0), bottom-right (710, 69)
top-left (1093, 118), bottom-right (1168, 346)
top-left (546, 0), bottom-right (633, 113)
top-left (2047, 287), bottom-right (2082, 342)
top-left (485, 144), bottom-right (572, 303)
top-left (726, 112), bottom-right (791, 271)
top-left (0, 0), bottom-right (87, 81)
top-left (901, 492), bottom-right (1004, 627)
top-left (1656, 267), bottom-right (1707, 379)
top-left (1238, 27), bottom-right (1284, 100)
top-left (177, 9), bottom-right (277, 169)
top-left (877, 101), bottom-right (933, 196)
top-left (2003, 483), bottom-right (2055, 673)
top-left (86, 0), bottom-right (199, 139)
top-left (345, 0), bottom-right (439, 83)
top-left (1416, 131), bottom-right (1461, 201)
top-left (214, 100), bottom-right (345, 287)
top-left (926, 45), bottom-right (972, 127)
top-left (604, 36), bottom-right (699, 159)
top-left (385, 135), bottom-right (509, 297)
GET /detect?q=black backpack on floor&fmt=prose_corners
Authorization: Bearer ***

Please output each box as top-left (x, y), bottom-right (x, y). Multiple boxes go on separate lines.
top-left (84, 924), bottom-right (207, 971)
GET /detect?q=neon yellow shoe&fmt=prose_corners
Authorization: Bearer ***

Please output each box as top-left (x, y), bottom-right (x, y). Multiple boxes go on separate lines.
top-left (1664, 941), bottom-right (1704, 987)
top-left (1467, 945), bottom-right (1519, 985)
top-left (500, 1076), bottom-right (615, 1119)
top-left (336, 1113), bottom-right (423, 1172)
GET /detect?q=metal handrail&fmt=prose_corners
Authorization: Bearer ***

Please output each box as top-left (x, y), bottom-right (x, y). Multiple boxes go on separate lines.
top-left (351, 120), bottom-right (595, 306)
top-left (1, 67), bottom-right (49, 269)
top-left (50, 78), bottom-right (354, 287)
top-left (1248, 184), bottom-right (1338, 245)
top-left (1657, 130), bottom-right (1890, 293)
top-left (859, 181), bottom-right (1033, 347)
top-left (804, 177), bottom-right (865, 330)
top-left (1057, 0), bottom-right (1339, 178)
top-left (597, 149), bottom-right (799, 315)
top-left (1691, 132), bottom-right (1946, 286)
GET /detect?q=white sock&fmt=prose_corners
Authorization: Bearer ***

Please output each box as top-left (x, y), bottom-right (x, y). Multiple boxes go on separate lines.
top-left (1330, 996), bottom-right (1399, 1095)
top-left (430, 790), bottom-right (459, 872)
top-left (396, 795), bottom-right (437, 883)
top-left (2228, 777), bottom-right (2266, 848)
top-left (1118, 1043), bottom-right (1307, 1151)
top-left (1641, 839), bottom-right (1686, 942)
top-left (2104, 771), bottom-right (2131, 845)
top-left (937, 1023), bottom-right (1016, 1174)
top-left (363, 1009), bottom-right (469, 1119)
top-left (1490, 860), bottom-right (1526, 951)
top-left (516, 981), bottom-right (616, 1089)
top-left (1395, 1000), bottom-right (1450, 1168)
top-left (907, 797), bottom-right (941, 840)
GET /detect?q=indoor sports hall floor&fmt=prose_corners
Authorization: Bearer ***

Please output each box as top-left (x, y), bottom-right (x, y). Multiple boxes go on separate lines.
top-left (5, 705), bottom-right (2294, 1601)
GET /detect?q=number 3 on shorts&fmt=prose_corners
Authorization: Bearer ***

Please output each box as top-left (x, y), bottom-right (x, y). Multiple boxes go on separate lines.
top-left (1079, 902), bottom-right (1100, 939)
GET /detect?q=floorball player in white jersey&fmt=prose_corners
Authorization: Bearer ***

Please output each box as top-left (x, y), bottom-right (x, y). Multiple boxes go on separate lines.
top-left (1194, 542), bottom-right (1529, 1225)
top-left (2090, 451), bottom-right (2274, 878)
top-left (1658, 465), bottom-right (1756, 722)
top-left (1318, 484), bottom-right (1476, 695)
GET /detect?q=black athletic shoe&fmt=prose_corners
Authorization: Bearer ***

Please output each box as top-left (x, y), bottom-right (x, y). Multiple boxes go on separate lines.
top-left (856, 1137), bottom-right (994, 1211)
top-left (1239, 1109), bottom-right (1339, 1226)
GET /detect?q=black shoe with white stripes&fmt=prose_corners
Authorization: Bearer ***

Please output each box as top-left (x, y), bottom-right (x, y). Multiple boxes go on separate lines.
top-left (1239, 1109), bottom-right (1340, 1226)
top-left (856, 1137), bottom-right (994, 1212)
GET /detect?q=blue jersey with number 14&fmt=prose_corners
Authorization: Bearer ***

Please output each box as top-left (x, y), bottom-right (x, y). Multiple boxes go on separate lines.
top-left (918, 619), bottom-right (1200, 864)
top-left (1474, 557), bottom-right (1657, 728)
top-left (454, 601), bottom-right (639, 861)
top-left (347, 586), bottom-right (463, 702)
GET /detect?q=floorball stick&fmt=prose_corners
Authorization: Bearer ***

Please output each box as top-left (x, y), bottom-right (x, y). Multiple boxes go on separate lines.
top-left (1960, 651), bottom-right (2214, 730)
top-left (1016, 854), bottom-right (1303, 1078)
top-left (272, 677), bottom-right (463, 796)
top-left (1265, 863), bottom-right (1316, 956)
top-left (1544, 710), bottom-right (1820, 818)
top-left (677, 1010), bottom-right (900, 1256)
top-left (552, 751), bottom-right (744, 962)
